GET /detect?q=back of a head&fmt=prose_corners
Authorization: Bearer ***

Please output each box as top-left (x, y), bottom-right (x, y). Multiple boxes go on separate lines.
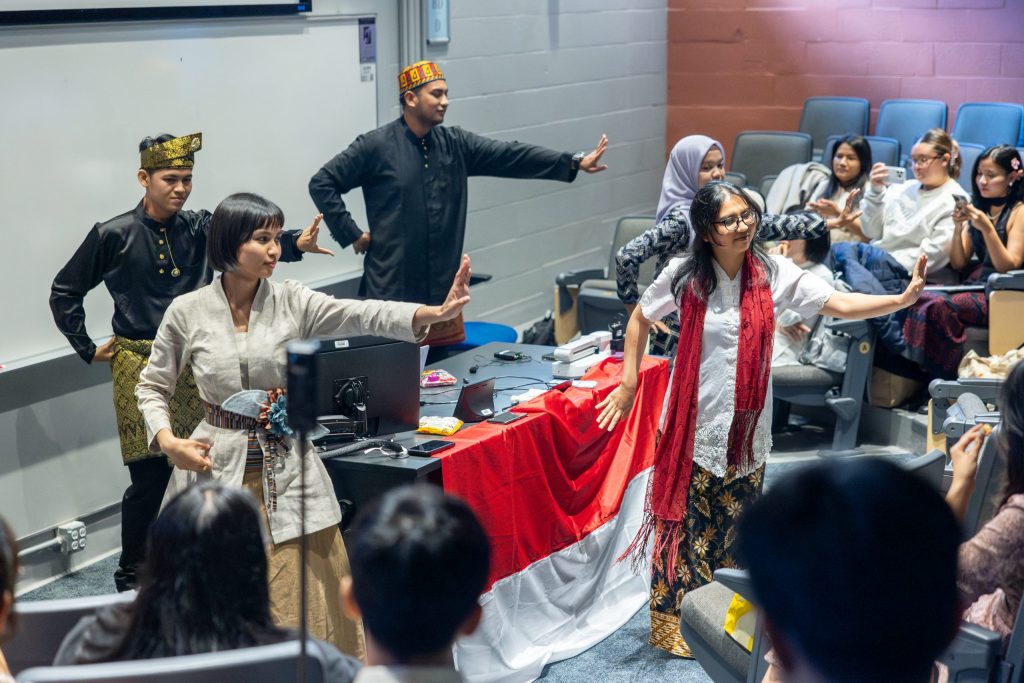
top-left (738, 459), bottom-right (960, 683)
top-left (120, 482), bottom-right (280, 659)
top-left (1000, 360), bottom-right (1024, 504)
top-left (0, 516), bottom-right (17, 642)
top-left (349, 484), bottom-right (491, 662)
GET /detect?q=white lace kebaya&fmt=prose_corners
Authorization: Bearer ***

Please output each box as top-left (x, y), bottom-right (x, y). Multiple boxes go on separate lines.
top-left (640, 253), bottom-right (834, 477)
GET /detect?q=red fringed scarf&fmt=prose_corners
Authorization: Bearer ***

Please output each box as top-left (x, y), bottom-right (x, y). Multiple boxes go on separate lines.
top-left (624, 250), bottom-right (775, 575)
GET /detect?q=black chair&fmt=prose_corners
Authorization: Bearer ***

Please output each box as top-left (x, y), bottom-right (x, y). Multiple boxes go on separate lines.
top-left (772, 319), bottom-right (876, 456)
top-left (6, 592), bottom-right (136, 676)
top-left (15, 640), bottom-right (328, 683)
top-left (553, 216), bottom-right (655, 341)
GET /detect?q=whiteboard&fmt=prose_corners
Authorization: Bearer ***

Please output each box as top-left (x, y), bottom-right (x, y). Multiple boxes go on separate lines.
top-left (0, 15), bottom-right (376, 367)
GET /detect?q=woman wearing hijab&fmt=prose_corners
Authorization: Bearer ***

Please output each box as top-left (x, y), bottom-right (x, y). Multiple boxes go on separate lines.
top-left (615, 135), bottom-right (827, 355)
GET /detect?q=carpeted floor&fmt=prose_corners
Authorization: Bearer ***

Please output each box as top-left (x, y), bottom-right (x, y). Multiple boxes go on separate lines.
top-left (22, 425), bottom-right (919, 682)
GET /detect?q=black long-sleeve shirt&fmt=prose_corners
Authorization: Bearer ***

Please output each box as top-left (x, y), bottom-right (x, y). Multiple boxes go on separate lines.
top-left (50, 201), bottom-right (304, 363)
top-left (309, 116), bottom-right (578, 305)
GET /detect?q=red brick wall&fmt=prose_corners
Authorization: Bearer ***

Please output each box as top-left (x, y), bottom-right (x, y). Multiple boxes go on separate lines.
top-left (666, 0), bottom-right (1024, 159)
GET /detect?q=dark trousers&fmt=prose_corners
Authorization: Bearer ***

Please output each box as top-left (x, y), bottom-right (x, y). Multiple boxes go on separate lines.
top-left (114, 457), bottom-right (172, 591)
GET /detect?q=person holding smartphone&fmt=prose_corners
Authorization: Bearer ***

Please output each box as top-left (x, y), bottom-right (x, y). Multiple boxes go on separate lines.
top-left (904, 145), bottom-right (1024, 378)
top-left (861, 128), bottom-right (963, 273)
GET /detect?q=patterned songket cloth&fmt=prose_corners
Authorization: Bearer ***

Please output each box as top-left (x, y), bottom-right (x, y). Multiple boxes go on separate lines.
top-left (398, 60), bottom-right (444, 94)
top-left (648, 462), bottom-right (765, 657)
top-left (140, 132), bottom-right (202, 170)
top-left (110, 337), bottom-right (202, 464)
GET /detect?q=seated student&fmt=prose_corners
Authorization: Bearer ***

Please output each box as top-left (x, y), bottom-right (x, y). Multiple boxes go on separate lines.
top-left (0, 517), bottom-right (17, 683)
top-left (341, 485), bottom-right (490, 683)
top-left (54, 482), bottom-right (360, 682)
top-left (904, 145), bottom-right (1024, 378)
top-left (945, 359), bottom-right (1024, 640)
top-left (739, 458), bottom-right (961, 683)
top-left (805, 135), bottom-right (872, 243)
top-left (862, 128), bottom-right (963, 273)
top-left (771, 231), bottom-right (835, 369)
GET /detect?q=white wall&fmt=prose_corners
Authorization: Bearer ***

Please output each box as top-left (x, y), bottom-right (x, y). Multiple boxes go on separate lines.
top-left (429, 0), bottom-right (667, 325)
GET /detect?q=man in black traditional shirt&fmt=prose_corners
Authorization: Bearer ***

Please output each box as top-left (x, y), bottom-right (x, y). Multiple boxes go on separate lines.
top-left (50, 133), bottom-right (331, 591)
top-left (309, 60), bottom-right (609, 310)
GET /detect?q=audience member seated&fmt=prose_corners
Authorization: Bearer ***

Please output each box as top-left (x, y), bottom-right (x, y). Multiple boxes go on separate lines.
top-left (341, 484), bottom-right (491, 683)
top-left (771, 231), bottom-right (836, 369)
top-left (0, 517), bottom-right (17, 683)
top-left (945, 360), bottom-right (1024, 641)
top-left (739, 458), bottom-right (961, 683)
top-left (53, 482), bottom-right (360, 682)
top-left (806, 135), bottom-right (872, 243)
top-left (862, 128), bottom-right (963, 273)
top-left (904, 145), bottom-right (1024, 378)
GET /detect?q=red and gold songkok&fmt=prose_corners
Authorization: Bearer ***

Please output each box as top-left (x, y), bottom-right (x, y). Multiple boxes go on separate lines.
top-left (398, 60), bottom-right (444, 94)
top-left (140, 132), bottom-right (202, 170)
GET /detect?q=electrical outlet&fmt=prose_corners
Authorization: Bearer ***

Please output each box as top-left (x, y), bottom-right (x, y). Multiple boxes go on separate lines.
top-left (56, 521), bottom-right (87, 554)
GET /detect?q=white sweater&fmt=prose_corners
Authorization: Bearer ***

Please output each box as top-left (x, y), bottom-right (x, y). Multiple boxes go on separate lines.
top-left (861, 177), bottom-right (962, 271)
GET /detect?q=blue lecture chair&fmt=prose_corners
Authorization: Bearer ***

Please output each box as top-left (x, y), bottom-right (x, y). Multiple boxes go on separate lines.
top-left (952, 101), bottom-right (1024, 149)
top-left (874, 99), bottom-right (948, 166)
top-left (956, 143), bottom-right (987, 194)
top-left (798, 96), bottom-right (870, 158)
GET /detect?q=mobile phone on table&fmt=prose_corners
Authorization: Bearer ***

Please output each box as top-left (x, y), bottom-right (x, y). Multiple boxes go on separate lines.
top-left (487, 411), bottom-right (526, 425)
top-left (884, 165), bottom-right (906, 185)
top-left (406, 439), bottom-right (455, 457)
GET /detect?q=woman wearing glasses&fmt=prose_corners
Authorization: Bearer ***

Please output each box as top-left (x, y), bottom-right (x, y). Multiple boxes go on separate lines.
top-left (595, 180), bottom-right (927, 657)
top-left (862, 128), bottom-right (963, 274)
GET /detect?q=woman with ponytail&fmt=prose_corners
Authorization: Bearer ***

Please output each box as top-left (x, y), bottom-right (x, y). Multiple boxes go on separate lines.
top-left (596, 181), bottom-right (928, 657)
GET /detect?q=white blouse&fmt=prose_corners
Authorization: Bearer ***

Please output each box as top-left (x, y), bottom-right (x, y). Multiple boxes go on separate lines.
top-left (640, 254), bottom-right (834, 477)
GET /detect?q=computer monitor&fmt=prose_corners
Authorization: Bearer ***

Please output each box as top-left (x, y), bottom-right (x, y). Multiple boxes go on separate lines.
top-left (315, 335), bottom-right (420, 438)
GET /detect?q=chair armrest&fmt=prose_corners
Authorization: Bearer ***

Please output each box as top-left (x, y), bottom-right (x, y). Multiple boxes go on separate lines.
top-left (469, 273), bottom-right (492, 286)
top-left (713, 568), bottom-right (758, 604)
top-left (937, 623), bottom-right (1004, 678)
top-left (929, 378), bottom-right (1004, 401)
top-left (987, 269), bottom-right (1024, 294)
top-left (825, 319), bottom-right (871, 338)
top-left (556, 268), bottom-right (607, 310)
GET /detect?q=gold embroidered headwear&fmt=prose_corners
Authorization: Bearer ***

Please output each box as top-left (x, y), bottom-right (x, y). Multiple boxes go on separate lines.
top-left (140, 132), bottom-right (202, 170)
top-left (398, 61), bottom-right (444, 95)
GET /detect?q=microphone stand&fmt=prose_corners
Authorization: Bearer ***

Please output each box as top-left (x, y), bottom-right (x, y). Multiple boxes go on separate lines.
top-left (297, 425), bottom-right (309, 683)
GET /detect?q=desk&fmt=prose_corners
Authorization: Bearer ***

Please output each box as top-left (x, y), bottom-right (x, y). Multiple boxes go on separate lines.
top-left (322, 342), bottom-right (669, 682)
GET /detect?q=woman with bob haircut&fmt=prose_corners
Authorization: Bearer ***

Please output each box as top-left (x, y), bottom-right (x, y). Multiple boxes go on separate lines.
top-left (137, 192), bottom-right (471, 658)
top-left (595, 180), bottom-right (927, 657)
top-left (54, 482), bottom-right (360, 681)
top-left (905, 145), bottom-right (1024, 378)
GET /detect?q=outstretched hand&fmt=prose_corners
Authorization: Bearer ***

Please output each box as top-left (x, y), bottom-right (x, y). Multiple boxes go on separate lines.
top-left (296, 214), bottom-right (336, 256)
top-left (900, 254), bottom-right (928, 307)
top-left (832, 188), bottom-right (863, 228)
top-left (595, 384), bottom-right (636, 432)
top-left (580, 134), bottom-right (609, 174)
top-left (412, 255), bottom-right (472, 328)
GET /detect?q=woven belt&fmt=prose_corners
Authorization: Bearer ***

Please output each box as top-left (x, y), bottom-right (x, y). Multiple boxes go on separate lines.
top-left (204, 401), bottom-right (289, 512)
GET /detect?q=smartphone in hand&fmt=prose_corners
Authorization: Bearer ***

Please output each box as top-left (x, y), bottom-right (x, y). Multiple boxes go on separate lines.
top-left (884, 166), bottom-right (906, 185)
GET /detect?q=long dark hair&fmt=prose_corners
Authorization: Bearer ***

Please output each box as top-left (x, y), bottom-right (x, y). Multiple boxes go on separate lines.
top-left (1000, 360), bottom-right (1024, 507)
top-left (822, 135), bottom-right (872, 199)
top-left (111, 483), bottom-right (287, 660)
top-left (0, 516), bottom-right (17, 642)
top-left (672, 180), bottom-right (776, 302)
top-left (971, 145), bottom-right (1024, 214)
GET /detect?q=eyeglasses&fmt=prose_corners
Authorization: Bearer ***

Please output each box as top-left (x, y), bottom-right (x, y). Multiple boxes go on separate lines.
top-left (911, 155), bottom-right (942, 167)
top-left (713, 209), bottom-right (757, 232)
